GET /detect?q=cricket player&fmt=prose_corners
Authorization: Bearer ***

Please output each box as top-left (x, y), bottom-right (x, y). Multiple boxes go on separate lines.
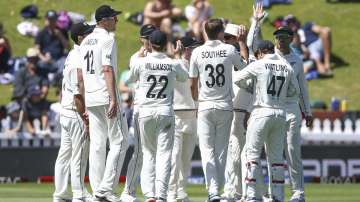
top-left (273, 27), bottom-right (313, 202)
top-left (53, 22), bottom-right (94, 202)
top-left (121, 24), bottom-right (157, 202)
top-left (79, 5), bottom-right (128, 202)
top-left (222, 23), bottom-right (251, 201)
top-left (189, 19), bottom-right (247, 202)
top-left (234, 40), bottom-right (300, 202)
top-left (128, 30), bottom-right (188, 202)
top-left (168, 36), bottom-right (199, 202)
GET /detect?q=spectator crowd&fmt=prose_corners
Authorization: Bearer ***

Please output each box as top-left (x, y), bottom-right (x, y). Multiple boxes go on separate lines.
top-left (0, 0), bottom-right (335, 139)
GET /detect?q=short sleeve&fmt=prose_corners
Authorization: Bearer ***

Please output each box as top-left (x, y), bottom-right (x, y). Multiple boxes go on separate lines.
top-left (303, 22), bottom-right (314, 32)
top-left (69, 68), bottom-right (80, 95)
top-left (189, 49), bottom-right (199, 78)
top-left (101, 37), bottom-right (116, 67)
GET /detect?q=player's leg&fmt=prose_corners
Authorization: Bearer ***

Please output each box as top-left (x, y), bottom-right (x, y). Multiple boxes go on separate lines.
top-left (53, 116), bottom-right (72, 202)
top-left (139, 115), bottom-right (157, 200)
top-left (70, 117), bottom-right (91, 201)
top-left (214, 110), bottom-right (233, 192)
top-left (168, 116), bottom-right (184, 202)
top-left (265, 117), bottom-right (287, 202)
top-left (243, 115), bottom-right (268, 201)
top-left (122, 108), bottom-right (142, 202)
top-left (87, 106), bottom-right (108, 193)
top-left (198, 109), bottom-right (219, 200)
top-left (223, 111), bottom-right (246, 200)
top-left (177, 117), bottom-right (197, 201)
top-left (97, 107), bottom-right (129, 193)
top-left (155, 115), bottom-right (175, 201)
top-left (285, 108), bottom-right (305, 201)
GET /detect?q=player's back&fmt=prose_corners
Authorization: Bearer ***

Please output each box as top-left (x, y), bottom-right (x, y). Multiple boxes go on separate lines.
top-left (191, 40), bottom-right (242, 110)
top-left (79, 27), bottom-right (117, 107)
top-left (251, 54), bottom-right (296, 110)
top-left (135, 52), bottom-right (187, 114)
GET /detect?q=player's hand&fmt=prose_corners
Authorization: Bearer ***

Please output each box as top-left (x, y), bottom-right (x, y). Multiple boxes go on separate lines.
top-left (243, 112), bottom-right (250, 130)
top-left (174, 40), bottom-right (183, 56)
top-left (237, 25), bottom-right (247, 42)
top-left (84, 124), bottom-right (90, 137)
top-left (139, 46), bottom-right (147, 57)
top-left (253, 2), bottom-right (266, 22)
top-left (305, 115), bottom-right (313, 127)
top-left (107, 100), bottom-right (118, 119)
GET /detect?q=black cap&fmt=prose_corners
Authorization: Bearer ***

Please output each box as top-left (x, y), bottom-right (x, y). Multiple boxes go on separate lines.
top-left (273, 26), bottom-right (294, 36)
top-left (70, 23), bottom-right (95, 44)
top-left (140, 24), bottom-right (157, 39)
top-left (95, 5), bottom-right (122, 22)
top-left (254, 40), bottom-right (275, 53)
top-left (180, 36), bottom-right (200, 48)
top-left (45, 10), bottom-right (57, 20)
top-left (149, 30), bottom-right (167, 47)
top-left (27, 85), bottom-right (42, 97)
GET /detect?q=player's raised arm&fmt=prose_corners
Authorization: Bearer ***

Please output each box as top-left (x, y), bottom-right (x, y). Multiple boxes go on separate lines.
top-left (247, 2), bottom-right (266, 57)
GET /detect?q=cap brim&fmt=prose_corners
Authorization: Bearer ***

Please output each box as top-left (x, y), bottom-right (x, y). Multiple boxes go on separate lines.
top-left (111, 10), bottom-right (122, 17)
top-left (273, 29), bottom-right (293, 36)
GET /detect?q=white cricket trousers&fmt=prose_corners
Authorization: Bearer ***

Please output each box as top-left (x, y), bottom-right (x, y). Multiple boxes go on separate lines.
top-left (122, 107), bottom-right (142, 196)
top-left (223, 110), bottom-right (247, 198)
top-left (243, 110), bottom-right (286, 201)
top-left (168, 111), bottom-right (197, 201)
top-left (87, 105), bottom-right (128, 193)
top-left (285, 104), bottom-right (304, 194)
top-left (53, 115), bottom-right (90, 200)
top-left (139, 114), bottom-right (175, 199)
top-left (197, 109), bottom-right (233, 196)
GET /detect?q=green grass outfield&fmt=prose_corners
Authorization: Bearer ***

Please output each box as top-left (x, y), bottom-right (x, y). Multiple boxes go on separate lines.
top-left (0, 0), bottom-right (360, 109)
top-left (0, 183), bottom-right (359, 202)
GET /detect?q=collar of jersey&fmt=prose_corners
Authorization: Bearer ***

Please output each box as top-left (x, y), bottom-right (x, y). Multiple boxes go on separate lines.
top-left (149, 51), bottom-right (167, 58)
top-left (204, 40), bottom-right (222, 46)
top-left (263, 53), bottom-right (278, 60)
top-left (275, 47), bottom-right (294, 57)
top-left (93, 27), bottom-right (109, 34)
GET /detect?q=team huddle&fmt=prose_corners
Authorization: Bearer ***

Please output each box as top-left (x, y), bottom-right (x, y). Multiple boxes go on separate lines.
top-left (53, 3), bottom-right (312, 202)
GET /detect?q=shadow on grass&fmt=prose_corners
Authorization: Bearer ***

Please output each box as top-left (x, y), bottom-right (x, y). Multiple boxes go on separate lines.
top-left (331, 53), bottom-right (349, 69)
top-left (327, 0), bottom-right (360, 3)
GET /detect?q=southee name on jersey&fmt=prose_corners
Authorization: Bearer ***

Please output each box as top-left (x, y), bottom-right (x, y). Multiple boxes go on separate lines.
top-left (145, 63), bottom-right (173, 71)
top-left (265, 63), bottom-right (288, 72)
top-left (201, 50), bottom-right (227, 59)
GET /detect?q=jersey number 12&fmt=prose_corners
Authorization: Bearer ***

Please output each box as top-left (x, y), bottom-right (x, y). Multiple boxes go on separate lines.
top-left (84, 50), bottom-right (94, 74)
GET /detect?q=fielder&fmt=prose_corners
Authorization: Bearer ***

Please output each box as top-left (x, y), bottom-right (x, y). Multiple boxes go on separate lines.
top-left (128, 30), bottom-right (188, 202)
top-left (53, 23), bottom-right (94, 202)
top-left (168, 36), bottom-right (199, 202)
top-left (80, 5), bottom-right (128, 202)
top-left (222, 23), bottom-right (251, 201)
top-left (121, 24), bottom-right (157, 202)
top-left (234, 40), bottom-right (300, 202)
top-left (189, 19), bottom-right (246, 202)
top-left (273, 27), bottom-right (313, 202)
